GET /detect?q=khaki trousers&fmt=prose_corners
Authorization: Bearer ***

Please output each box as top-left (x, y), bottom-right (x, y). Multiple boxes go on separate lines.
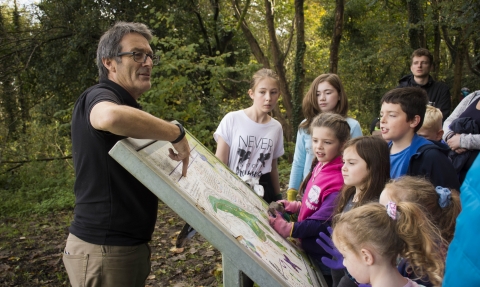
top-left (62, 234), bottom-right (151, 287)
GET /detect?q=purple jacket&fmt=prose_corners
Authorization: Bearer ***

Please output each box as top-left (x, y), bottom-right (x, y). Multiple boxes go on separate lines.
top-left (292, 193), bottom-right (339, 263)
top-left (292, 156), bottom-right (343, 264)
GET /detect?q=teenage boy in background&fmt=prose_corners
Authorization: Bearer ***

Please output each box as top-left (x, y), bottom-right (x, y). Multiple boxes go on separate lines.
top-left (380, 87), bottom-right (460, 190)
top-left (397, 48), bottom-right (451, 121)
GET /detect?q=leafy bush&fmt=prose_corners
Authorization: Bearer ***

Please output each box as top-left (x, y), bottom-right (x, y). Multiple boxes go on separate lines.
top-left (0, 114), bottom-right (75, 218)
top-left (0, 160), bottom-right (75, 217)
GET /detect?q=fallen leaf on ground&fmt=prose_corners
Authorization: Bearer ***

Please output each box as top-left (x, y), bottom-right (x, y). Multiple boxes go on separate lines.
top-left (212, 263), bottom-right (223, 277)
top-left (204, 250), bottom-right (215, 257)
top-left (170, 254), bottom-right (186, 261)
top-left (170, 246), bottom-right (184, 253)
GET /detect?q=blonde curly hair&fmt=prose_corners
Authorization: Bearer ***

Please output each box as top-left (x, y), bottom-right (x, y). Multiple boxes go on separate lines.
top-left (333, 202), bottom-right (446, 286)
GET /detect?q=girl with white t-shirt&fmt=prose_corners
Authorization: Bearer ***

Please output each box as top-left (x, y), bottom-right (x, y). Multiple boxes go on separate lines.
top-left (214, 68), bottom-right (284, 203)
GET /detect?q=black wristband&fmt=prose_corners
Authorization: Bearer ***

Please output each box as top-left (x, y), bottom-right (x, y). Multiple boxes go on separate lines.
top-left (170, 123), bottom-right (185, 144)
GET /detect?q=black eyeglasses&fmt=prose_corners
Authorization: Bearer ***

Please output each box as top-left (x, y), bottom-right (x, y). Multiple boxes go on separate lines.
top-left (116, 51), bottom-right (159, 65)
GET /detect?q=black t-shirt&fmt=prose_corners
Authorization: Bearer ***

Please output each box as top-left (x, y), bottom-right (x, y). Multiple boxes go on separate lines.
top-left (69, 79), bottom-right (158, 246)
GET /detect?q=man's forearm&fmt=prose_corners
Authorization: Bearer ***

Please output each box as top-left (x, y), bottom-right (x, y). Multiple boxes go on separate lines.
top-left (91, 102), bottom-right (182, 141)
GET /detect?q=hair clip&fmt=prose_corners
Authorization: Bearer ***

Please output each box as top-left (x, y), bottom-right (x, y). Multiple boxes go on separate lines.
top-left (386, 201), bottom-right (397, 220)
top-left (435, 186), bottom-right (452, 208)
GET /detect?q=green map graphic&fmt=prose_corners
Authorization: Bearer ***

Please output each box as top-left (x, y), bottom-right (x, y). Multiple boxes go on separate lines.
top-left (209, 196), bottom-right (267, 242)
top-left (266, 234), bottom-right (287, 252)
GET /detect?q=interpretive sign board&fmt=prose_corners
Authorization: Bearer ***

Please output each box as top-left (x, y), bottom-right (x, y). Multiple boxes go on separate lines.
top-left (109, 131), bottom-right (325, 287)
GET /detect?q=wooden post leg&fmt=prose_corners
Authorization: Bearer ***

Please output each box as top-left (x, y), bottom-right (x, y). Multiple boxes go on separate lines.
top-left (240, 271), bottom-right (254, 287)
top-left (223, 254), bottom-right (252, 287)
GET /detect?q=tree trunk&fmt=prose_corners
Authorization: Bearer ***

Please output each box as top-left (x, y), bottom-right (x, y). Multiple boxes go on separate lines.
top-left (292, 0), bottom-right (305, 138)
top-left (431, 0), bottom-right (441, 78)
top-left (230, 0), bottom-right (270, 68)
top-left (230, 0), bottom-right (294, 142)
top-left (329, 0), bottom-right (344, 74)
top-left (452, 35), bottom-right (465, 107)
top-left (466, 39), bottom-right (480, 76)
top-left (2, 78), bottom-right (18, 140)
top-left (264, 0), bottom-right (293, 142)
top-left (406, 0), bottom-right (425, 50)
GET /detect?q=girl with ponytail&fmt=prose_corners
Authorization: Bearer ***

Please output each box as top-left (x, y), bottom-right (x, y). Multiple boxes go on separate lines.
top-left (380, 176), bottom-right (461, 243)
top-left (379, 176), bottom-right (461, 286)
top-left (332, 202), bottom-right (445, 287)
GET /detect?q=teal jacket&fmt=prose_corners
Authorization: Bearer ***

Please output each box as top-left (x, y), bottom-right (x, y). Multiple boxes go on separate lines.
top-left (443, 155), bottom-right (480, 286)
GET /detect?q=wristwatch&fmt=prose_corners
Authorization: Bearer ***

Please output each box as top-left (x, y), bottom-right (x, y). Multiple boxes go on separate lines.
top-left (170, 123), bottom-right (185, 144)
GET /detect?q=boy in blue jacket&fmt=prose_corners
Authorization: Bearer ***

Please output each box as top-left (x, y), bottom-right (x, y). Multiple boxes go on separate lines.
top-left (379, 87), bottom-right (460, 190)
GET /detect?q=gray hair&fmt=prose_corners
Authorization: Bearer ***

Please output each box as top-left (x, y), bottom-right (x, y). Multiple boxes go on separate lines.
top-left (96, 22), bottom-right (153, 80)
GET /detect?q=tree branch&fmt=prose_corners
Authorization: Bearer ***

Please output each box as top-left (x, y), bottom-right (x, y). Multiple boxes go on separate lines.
top-left (2, 156), bottom-right (72, 164)
top-left (466, 51), bottom-right (480, 77)
top-left (211, 0), bottom-right (221, 52)
top-left (291, 0), bottom-right (305, 137)
top-left (190, 0), bottom-right (213, 56)
top-left (223, 77), bottom-right (251, 84)
top-left (264, 0), bottom-right (291, 113)
top-left (2, 164), bottom-right (24, 174)
top-left (230, 0), bottom-right (270, 67)
top-left (235, 0), bottom-right (252, 31)
top-left (283, 14), bottom-right (296, 62)
top-left (329, 0), bottom-right (345, 73)
top-left (265, 0), bottom-right (293, 141)
top-left (441, 25), bottom-right (455, 57)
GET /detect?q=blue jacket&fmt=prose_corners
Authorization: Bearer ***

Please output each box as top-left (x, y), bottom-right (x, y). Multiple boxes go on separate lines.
top-left (391, 134), bottom-right (460, 190)
top-left (443, 156), bottom-right (480, 286)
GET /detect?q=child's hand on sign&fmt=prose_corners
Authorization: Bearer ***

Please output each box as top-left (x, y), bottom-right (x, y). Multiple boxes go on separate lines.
top-left (268, 201), bottom-right (285, 216)
top-left (268, 211), bottom-right (293, 238)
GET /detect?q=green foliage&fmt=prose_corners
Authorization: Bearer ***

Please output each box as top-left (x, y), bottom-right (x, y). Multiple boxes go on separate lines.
top-left (0, 105), bottom-right (74, 218)
top-left (335, 0), bottom-right (414, 124)
top-left (140, 13), bottom-right (258, 150)
top-left (0, 154), bottom-right (75, 216)
top-left (0, 170), bottom-right (75, 216)
top-left (277, 141), bottom-right (295, 187)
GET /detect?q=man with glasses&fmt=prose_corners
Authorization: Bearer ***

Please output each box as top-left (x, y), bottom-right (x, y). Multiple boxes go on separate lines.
top-left (63, 22), bottom-right (190, 287)
top-left (397, 48), bottom-right (451, 121)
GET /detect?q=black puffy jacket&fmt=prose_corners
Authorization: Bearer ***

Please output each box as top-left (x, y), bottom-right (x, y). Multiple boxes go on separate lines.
top-left (398, 74), bottom-right (451, 121)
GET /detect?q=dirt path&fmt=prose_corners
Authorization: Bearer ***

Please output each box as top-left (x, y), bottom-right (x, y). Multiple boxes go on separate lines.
top-left (0, 200), bottom-right (223, 286)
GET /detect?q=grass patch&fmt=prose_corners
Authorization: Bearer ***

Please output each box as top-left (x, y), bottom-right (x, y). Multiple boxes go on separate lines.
top-left (0, 160), bottom-right (75, 218)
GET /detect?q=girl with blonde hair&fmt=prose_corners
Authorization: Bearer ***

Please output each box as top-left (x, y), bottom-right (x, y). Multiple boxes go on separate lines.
top-left (332, 202), bottom-right (445, 287)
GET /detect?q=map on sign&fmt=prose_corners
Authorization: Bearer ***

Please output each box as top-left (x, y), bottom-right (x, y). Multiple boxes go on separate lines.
top-left (124, 133), bottom-right (319, 287)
